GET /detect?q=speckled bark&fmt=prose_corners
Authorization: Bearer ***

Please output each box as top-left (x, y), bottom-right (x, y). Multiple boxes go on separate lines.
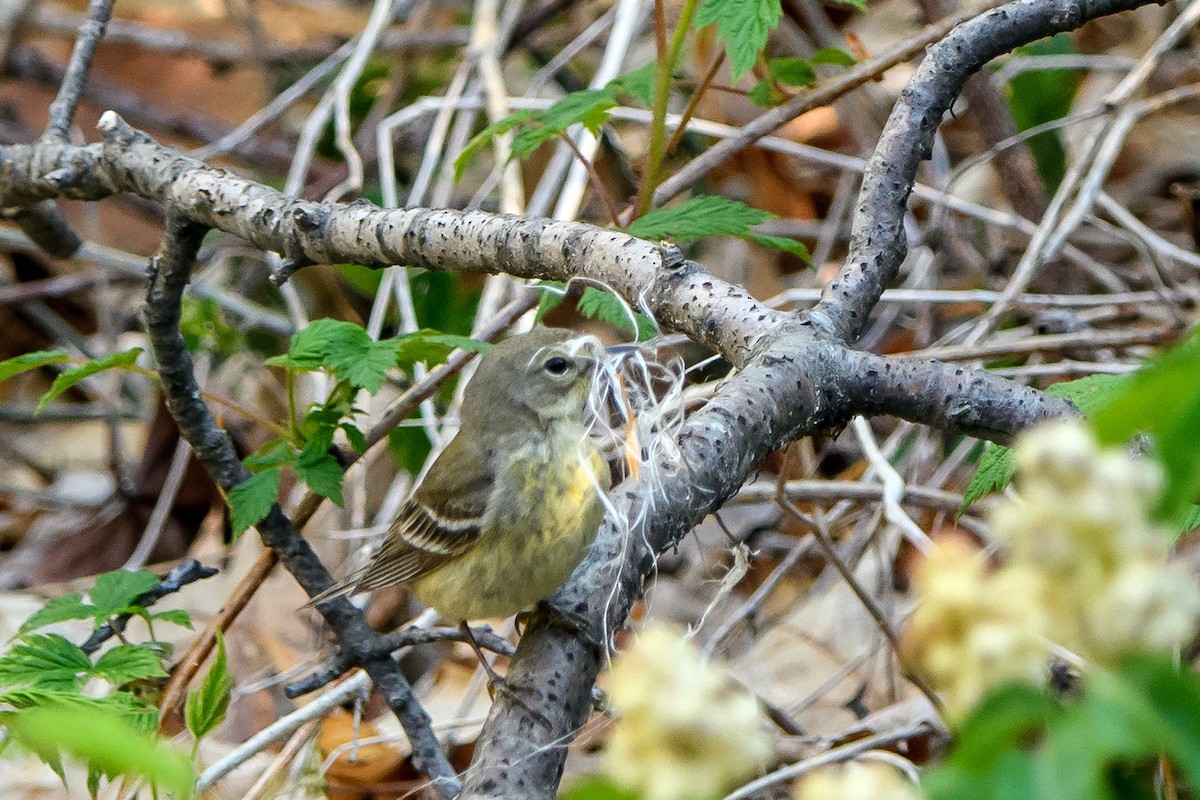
top-left (807, 0), bottom-right (1158, 344)
top-left (0, 1), bottom-right (1151, 796)
top-left (144, 216), bottom-right (459, 796)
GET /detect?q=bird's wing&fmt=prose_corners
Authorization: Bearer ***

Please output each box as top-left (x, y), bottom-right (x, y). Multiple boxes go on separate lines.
top-left (352, 435), bottom-right (492, 591)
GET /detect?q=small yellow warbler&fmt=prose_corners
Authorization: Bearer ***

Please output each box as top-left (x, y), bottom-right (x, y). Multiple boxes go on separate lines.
top-left (314, 327), bottom-right (610, 622)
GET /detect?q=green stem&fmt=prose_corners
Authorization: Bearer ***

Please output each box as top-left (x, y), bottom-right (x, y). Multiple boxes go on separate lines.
top-left (286, 364), bottom-right (300, 443)
top-left (635, 0), bottom-right (700, 219)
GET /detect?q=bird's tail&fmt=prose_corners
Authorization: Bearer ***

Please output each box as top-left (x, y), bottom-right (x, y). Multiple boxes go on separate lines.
top-left (303, 571), bottom-right (363, 609)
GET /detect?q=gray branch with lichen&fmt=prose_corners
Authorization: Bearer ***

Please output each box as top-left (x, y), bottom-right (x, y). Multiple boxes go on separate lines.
top-left (0, 0), bottom-right (1162, 795)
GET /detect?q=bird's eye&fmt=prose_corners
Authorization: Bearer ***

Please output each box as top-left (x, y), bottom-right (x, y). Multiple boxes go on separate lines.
top-left (543, 356), bottom-right (570, 375)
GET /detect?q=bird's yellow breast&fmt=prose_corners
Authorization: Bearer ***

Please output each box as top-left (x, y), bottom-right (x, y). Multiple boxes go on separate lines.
top-left (411, 430), bottom-right (609, 621)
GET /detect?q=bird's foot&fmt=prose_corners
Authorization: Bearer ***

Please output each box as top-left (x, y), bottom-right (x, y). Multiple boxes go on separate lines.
top-left (529, 600), bottom-right (604, 646)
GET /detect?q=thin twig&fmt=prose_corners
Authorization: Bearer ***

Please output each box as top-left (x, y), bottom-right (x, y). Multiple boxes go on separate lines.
top-left (79, 561), bottom-right (218, 655)
top-left (45, 0), bottom-right (115, 139)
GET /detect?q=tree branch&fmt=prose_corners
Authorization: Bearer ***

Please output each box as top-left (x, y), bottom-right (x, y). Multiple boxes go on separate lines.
top-left (807, 0), bottom-right (1156, 344)
top-left (142, 213), bottom-right (459, 797)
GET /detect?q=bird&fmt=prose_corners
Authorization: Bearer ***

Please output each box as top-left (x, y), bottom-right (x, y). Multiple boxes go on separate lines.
top-left (312, 327), bottom-right (611, 638)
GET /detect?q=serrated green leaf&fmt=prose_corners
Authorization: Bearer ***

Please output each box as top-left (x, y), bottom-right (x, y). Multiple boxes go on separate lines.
top-left (87, 570), bottom-right (159, 623)
top-left (92, 645), bottom-right (168, 686)
top-left (186, 633), bottom-right (231, 743)
top-left (695, 0), bottom-right (782, 80)
top-left (295, 441), bottom-right (345, 507)
top-left (745, 232), bottom-right (810, 260)
top-left (340, 422), bottom-right (367, 453)
top-left (149, 609), bottom-right (193, 630)
top-left (284, 319), bottom-right (398, 393)
top-left (228, 468), bottom-right (280, 539)
top-left (395, 329), bottom-right (490, 368)
top-left (769, 57), bottom-right (816, 87)
top-left (748, 79), bottom-right (784, 108)
top-left (960, 443), bottom-right (1016, 511)
top-left (7, 704), bottom-right (193, 797)
top-left (628, 196), bottom-right (807, 258)
top-left (453, 110), bottom-right (535, 181)
top-left (340, 339), bottom-right (398, 394)
top-left (812, 47), bottom-right (856, 66)
top-left (0, 634), bottom-right (91, 691)
top-left (607, 63), bottom-right (657, 105)
top-left (512, 89), bottom-right (618, 159)
top-left (18, 594), bottom-right (92, 635)
top-left (0, 350), bottom-right (70, 382)
top-left (629, 195), bottom-right (772, 241)
top-left (243, 440), bottom-right (293, 471)
top-left (1045, 372), bottom-right (1127, 415)
top-left (577, 288), bottom-right (657, 341)
top-left (35, 348), bottom-right (142, 414)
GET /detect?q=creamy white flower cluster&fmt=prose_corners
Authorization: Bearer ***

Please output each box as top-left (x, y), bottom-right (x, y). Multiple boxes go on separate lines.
top-left (904, 420), bottom-right (1200, 720)
top-left (605, 625), bottom-right (772, 800)
top-left (793, 763), bottom-right (921, 800)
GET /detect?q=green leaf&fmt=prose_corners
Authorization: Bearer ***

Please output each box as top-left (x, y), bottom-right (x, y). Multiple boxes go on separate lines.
top-left (629, 196), bottom-right (771, 241)
top-left (811, 47), bottom-right (857, 66)
top-left (744, 232), bottom-right (809, 260)
top-left (340, 422), bottom-right (367, 453)
top-left (282, 319), bottom-right (398, 393)
top-left (87, 570), bottom-right (160, 623)
top-left (1004, 34), bottom-right (1080, 192)
top-left (628, 195), bottom-right (808, 258)
top-left (1106, 656), bottom-right (1200, 787)
top-left (0, 635), bottom-right (91, 691)
top-left (1046, 372), bottom-right (1127, 416)
top-left (560, 775), bottom-right (640, 800)
top-left (395, 329), bottom-right (490, 368)
top-left (578, 288), bottom-right (656, 341)
top-left (228, 468), bottom-right (281, 539)
top-left (455, 87), bottom-right (624, 179)
top-left (389, 420), bottom-right (434, 477)
top-left (513, 89), bottom-right (619, 159)
top-left (607, 63), bottom-right (657, 106)
top-left (1090, 330), bottom-right (1200, 520)
top-left (960, 443), bottom-right (1016, 512)
top-left (769, 57), bottom-right (816, 87)
top-left (92, 645), bottom-right (168, 686)
top-left (180, 297), bottom-right (242, 354)
top-left (826, 0), bottom-right (865, 9)
top-left (186, 633), bottom-right (232, 743)
top-left (1181, 505), bottom-right (1200, 534)
top-left (0, 350), bottom-right (70, 382)
top-left (6, 704), bottom-right (193, 797)
top-left (454, 110), bottom-right (535, 181)
top-left (695, 0), bottom-right (782, 80)
top-left (149, 609), bottom-right (193, 630)
top-left (748, 79), bottom-right (784, 108)
top-left (959, 374), bottom-right (1129, 511)
top-left (18, 594), bottom-right (93, 635)
top-left (36, 348), bottom-right (143, 414)
top-left (242, 440), bottom-right (293, 471)
top-left (295, 440), bottom-right (345, 507)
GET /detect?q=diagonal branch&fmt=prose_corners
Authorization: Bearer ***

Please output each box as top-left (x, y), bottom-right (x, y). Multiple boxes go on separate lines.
top-left (142, 213), bottom-right (459, 798)
top-left (807, 0), bottom-right (1158, 344)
